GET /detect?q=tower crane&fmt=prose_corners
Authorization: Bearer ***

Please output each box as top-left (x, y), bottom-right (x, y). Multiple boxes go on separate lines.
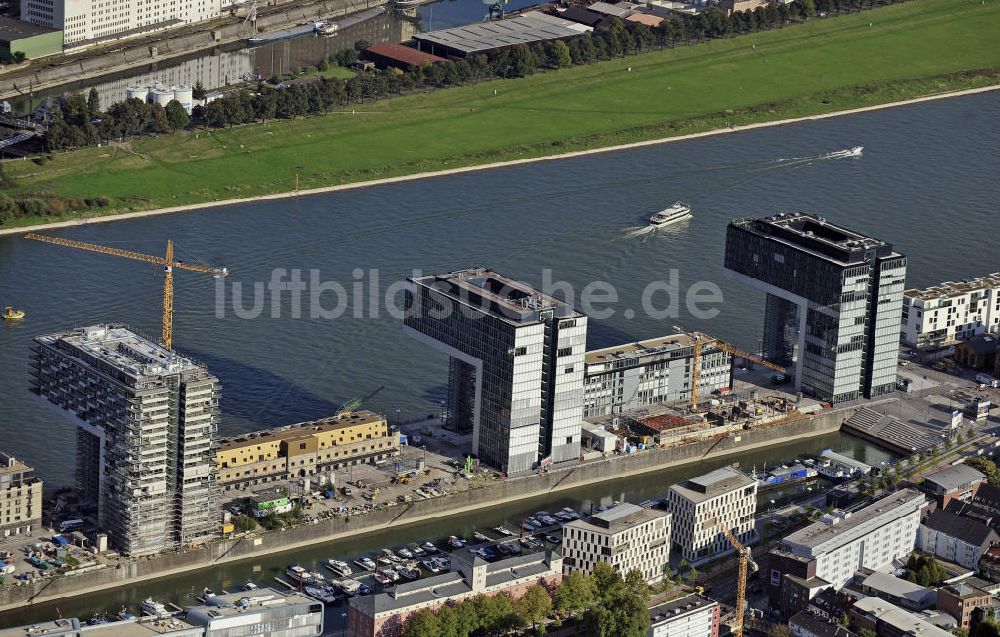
top-left (674, 326), bottom-right (787, 410)
top-left (707, 512), bottom-right (759, 637)
top-left (24, 233), bottom-right (227, 351)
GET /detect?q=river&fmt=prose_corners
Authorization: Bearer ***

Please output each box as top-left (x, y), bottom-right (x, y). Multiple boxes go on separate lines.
top-left (0, 88), bottom-right (997, 628)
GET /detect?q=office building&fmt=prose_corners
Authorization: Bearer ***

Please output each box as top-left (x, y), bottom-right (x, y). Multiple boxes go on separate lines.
top-left (33, 325), bottom-right (220, 555)
top-left (216, 410), bottom-right (399, 491)
top-left (768, 489), bottom-right (927, 616)
top-left (583, 333), bottom-right (732, 417)
top-left (936, 583), bottom-right (995, 629)
top-left (562, 502), bottom-right (671, 584)
top-left (856, 571), bottom-right (936, 611)
top-left (901, 273), bottom-right (1000, 348)
top-left (0, 451), bottom-right (42, 539)
top-left (916, 509), bottom-right (999, 570)
top-left (21, 0), bottom-right (222, 48)
top-left (404, 268), bottom-right (587, 473)
top-left (920, 464), bottom-right (987, 508)
top-left (347, 550), bottom-right (563, 637)
top-left (725, 213), bottom-right (907, 404)
top-left (848, 597), bottom-right (953, 637)
top-left (664, 467), bottom-right (757, 564)
top-left (647, 594), bottom-right (720, 637)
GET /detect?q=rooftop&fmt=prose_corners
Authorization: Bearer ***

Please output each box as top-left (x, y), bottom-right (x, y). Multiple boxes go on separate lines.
top-left (852, 598), bottom-right (953, 637)
top-left (860, 571), bottom-right (935, 604)
top-left (408, 267), bottom-right (582, 325)
top-left (0, 16), bottom-right (60, 41)
top-left (648, 594), bottom-right (718, 625)
top-left (903, 272), bottom-right (1000, 301)
top-left (587, 1), bottom-right (633, 16)
top-left (0, 451), bottom-right (34, 476)
top-left (184, 589), bottom-right (317, 625)
top-left (364, 42), bottom-right (447, 66)
top-left (789, 610), bottom-right (857, 637)
top-left (922, 463), bottom-right (987, 493)
top-left (36, 325), bottom-right (205, 381)
top-left (729, 212), bottom-right (899, 266)
top-left (781, 489), bottom-right (926, 555)
top-left (218, 410), bottom-right (386, 452)
top-left (669, 467), bottom-right (755, 502)
top-left (584, 332), bottom-right (705, 366)
top-left (921, 509), bottom-right (999, 548)
top-left (80, 617), bottom-right (201, 637)
top-left (413, 12), bottom-right (592, 55)
top-left (0, 619), bottom-right (81, 637)
top-left (550, 6), bottom-right (607, 27)
top-left (567, 502), bottom-right (669, 534)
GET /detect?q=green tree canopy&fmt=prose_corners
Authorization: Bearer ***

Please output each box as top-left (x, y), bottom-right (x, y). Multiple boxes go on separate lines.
top-left (553, 571), bottom-right (596, 617)
top-left (515, 584), bottom-right (552, 628)
top-left (401, 608), bottom-right (440, 637)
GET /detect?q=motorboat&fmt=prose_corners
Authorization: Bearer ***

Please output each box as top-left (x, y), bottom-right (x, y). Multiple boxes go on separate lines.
top-left (379, 567), bottom-right (400, 582)
top-left (286, 565), bottom-right (313, 584)
top-left (304, 586), bottom-right (338, 603)
top-left (846, 146), bottom-right (863, 156)
top-left (354, 557), bottom-right (377, 571)
top-left (396, 565), bottom-right (420, 580)
top-left (649, 202), bottom-right (692, 227)
top-left (338, 579), bottom-right (363, 596)
top-left (545, 534), bottom-right (561, 545)
top-left (396, 547), bottom-right (414, 560)
top-left (492, 525), bottom-right (513, 536)
top-left (2, 306), bottom-right (24, 320)
top-left (326, 560), bottom-right (352, 577)
top-left (317, 23), bottom-right (339, 36)
top-left (376, 556), bottom-right (394, 567)
top-left (409, 544), bottom-right (426, 557)
top-left (421, 559), bottom-right (442, 573)
top-left (473, 531), bottom-right (490, 542)
top-left (447, 536), bottom-right (465, 548)
top-left (521, 521), bottom-right (537, 532)
top-left (538, 515), bottom-right (558, 526)
top-left (373, 571), bottom-right (393, 586)
top-left (116, 607), bottom-right (136, 621)
top-left (243, 581), bottom-right (259, 591)
top-left (141, 598), bottom-right (169, 618)
top-left (381, 548), bottom-right (402, 563)
top-left (560, 507), bottom-right (579, 520)
top-left (421, 541), bottom-right (440, 553)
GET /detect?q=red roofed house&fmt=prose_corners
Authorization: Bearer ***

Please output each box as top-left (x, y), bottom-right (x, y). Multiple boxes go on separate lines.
top-left (363, 43), bottom-right (448, 71)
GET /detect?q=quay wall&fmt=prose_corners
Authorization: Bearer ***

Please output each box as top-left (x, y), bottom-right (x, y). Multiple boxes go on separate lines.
top-left (0, 0), bottom-right (386, 100)
top-left (0, 406), bottom-right (852, 612)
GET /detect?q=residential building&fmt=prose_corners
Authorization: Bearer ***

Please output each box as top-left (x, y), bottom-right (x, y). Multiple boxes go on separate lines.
top-left (768, 489), bottom-right (927, 616)
top-left (561, 502), bottom-right (671, 584)
top-left (0, 451), bottom-right (42, 540)
top-left (848, 597), bottom-right (953, 637)
top-left (916, 509), bottom-right (999, 570)
top-left (979, 545), bottom-right (1000, 583)
top-left (789, 609), bottom-right (858, 637)
top-left (403, 268), bottom-right (587, 473)
top-left (725, 213), bottom-right (907, 404)
top-left (921, 464), bottom-right (987, 508)
top-left (33, 325), bottom-right (220, 555)
top-left (216, 411), bottom-right (399, 491)
top-left (936, 583), bottom-right (993, 629)
top-left (955, 335), bottom-right (999, 372)
top-left (347, 550), bottom-right (562, 637)
top-left (21, 0), bottom-right (223, 48)
top-left (583, 333), bottom-right (732, 417)
top-left (901, 273), bottom-right (1000, 348)
top-left (664, 467), bottom-right (757, 564)
top-left (647, 594), bottom-right (720, 637)
top-left (856, 571), bottom-right (936, 611)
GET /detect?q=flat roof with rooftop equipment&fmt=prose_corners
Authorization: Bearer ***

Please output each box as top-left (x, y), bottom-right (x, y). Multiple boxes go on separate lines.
top-left (412, 12), bottom-right (592, 56)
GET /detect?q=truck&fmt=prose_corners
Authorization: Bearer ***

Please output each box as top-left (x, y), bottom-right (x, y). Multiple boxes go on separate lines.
top-left (976, 373), bottom-right (999, 388)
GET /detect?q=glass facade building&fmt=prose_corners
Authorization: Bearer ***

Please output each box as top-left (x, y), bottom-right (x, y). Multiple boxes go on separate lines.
top-left (724, 213), bottom-right (907, 404)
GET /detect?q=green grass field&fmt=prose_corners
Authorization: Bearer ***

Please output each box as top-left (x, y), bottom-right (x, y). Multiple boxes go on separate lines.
top-left (5, 0), bottom-right (1000, 223)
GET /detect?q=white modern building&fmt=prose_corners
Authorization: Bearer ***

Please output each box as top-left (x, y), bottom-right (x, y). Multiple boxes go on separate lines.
top-left (33, 325), bottom-right (220, 555)
top-left (404, 268), bottom-right (587, 474)
top-left (664, 467), bottom-right (757, 564)
top-left (562, 502), bottom-right (671, 584)
top-left (21, 0), bottom-right (223, 48)
top-left (647, 594), bottom-right (720, 637)
top-left (583, 333), bottom-right (732, 417)
top-left (916, 509), bottom-right (1000, 571)
top-left (902, 273), bottom-right (1000, 348)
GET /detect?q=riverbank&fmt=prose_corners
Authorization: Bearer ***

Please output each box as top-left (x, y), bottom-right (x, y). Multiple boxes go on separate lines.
top-left (2, 0), bottom-right (998, 231)
top-left (2, 82), bottom-right (999, 237)
top-left (0, 406), bottom-right (852, 612)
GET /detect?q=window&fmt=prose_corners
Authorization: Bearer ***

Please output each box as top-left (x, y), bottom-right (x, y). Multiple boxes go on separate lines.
top-left (564, 366), bottom-right (574, 374)
top-left (558, 347), bottom-right (573, 357)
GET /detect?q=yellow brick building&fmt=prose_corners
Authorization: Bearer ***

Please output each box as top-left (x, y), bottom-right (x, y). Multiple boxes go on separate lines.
top-left (0, 452), bottom-right (42, 539)
top-left (216, 411), bottom-right (399, 491)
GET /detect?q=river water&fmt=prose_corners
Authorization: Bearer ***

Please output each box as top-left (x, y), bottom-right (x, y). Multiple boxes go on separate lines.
top-left (0, 87), bottom-right (997, 628)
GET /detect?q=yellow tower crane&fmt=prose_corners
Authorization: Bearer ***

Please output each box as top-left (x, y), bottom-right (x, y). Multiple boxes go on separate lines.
top-left (708, 512), bottom-right (759, 637)
top-left (675, 326), bottom-right (787, 409)
top-left (24, 233), bottom-right (228, 351)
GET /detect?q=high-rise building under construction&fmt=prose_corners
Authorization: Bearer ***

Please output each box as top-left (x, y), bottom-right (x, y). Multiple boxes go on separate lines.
top-left (32, 325), bottom-right (219, 555)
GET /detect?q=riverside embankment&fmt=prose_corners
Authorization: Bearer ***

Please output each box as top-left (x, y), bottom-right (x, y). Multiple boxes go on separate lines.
top-left (0, 0), bottom-right (387, 100)
top-left (0, 406), bottom-right (853, 613)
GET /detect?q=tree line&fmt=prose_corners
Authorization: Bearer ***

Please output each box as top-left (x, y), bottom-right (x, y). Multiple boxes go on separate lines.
top-left (401, 562), bottom-right (653, 637)
top-left (38, 0), bottom-right (907, 153)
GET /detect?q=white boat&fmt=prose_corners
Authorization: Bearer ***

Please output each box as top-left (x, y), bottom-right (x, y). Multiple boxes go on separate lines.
top-left (379, 567), bottom-right (401, 582)
top-left (304, 585), bottom-right (338, 603)
top-left (649, 202), bottom-right (692, 227)
top-left (286, 565), bottom-right (313, 584)
top-left (473, 531), bottom-right (489, 542)
top-left (338, 579), bottom-right (363, 596)
top-left (421, 559), bottom-right (442, 573)
top-left (354, 557), bottom-right (377, 571)
top-left (492, 525), bottom-right (513, 536)
top-left (846, 145), bottom-right (863, 156)
top-left (141, 598), bottom-right (169, 618)
top-left (396, 565), bottom-right (420, 580)
top-left (373, 571), bottom-right (393, 586)
top-left (396, 547), bottom-right (414, 559)
top-left (317, 23), bottom-right (339, 36)
top-left (421, 541), bottom-right (440, 553)
top-left (243, 581), bottom-right (258, 591)
top-left (448, 536), bottom-right (465, 548)
top-left (326, 560), bottom-right (353, 577)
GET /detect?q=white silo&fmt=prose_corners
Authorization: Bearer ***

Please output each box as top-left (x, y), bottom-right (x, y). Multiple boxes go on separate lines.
top-left (150, 87), bottom-right (174, 108)
top-left (126, 86), bottom-right (149, 102)
top-left (172, 85), bottom-right (194, 113)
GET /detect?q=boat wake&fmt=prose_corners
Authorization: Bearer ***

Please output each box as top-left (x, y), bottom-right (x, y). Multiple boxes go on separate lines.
top-left (622, 219), bottom-right (691, 240)
top-left (767, 146), bottom-right (864, 169)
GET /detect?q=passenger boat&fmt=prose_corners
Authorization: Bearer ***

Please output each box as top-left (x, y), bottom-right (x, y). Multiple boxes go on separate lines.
top-left (141, 598), bottom-right (169, 618)
top-left (326, 560), bottom-right (352, 577)
top-left (492, 525), bottom-right (513, 536)
top-left (2, 306), bottom-right (25, 320)
top-left (649, 202), bottom-right (692, 227)
top-left (756, 463), bottom-right (819, 489)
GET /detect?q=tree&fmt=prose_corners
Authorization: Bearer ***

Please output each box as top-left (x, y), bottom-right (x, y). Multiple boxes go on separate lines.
top-left (0, 192), bottom-right (16, 225)
top-left (233, 515), bottom-right (257, 532)
top-left (859, 630), bottom-right (877, 637)
top-left (516, 585), bottom-right (552, 630)
top-left (966, 457), bottom-right (1000, 486)
top-left (545, 40), bottom-right (572, 69)
top-left (354, 39), bottom-right (371, 51)
top-left (770, 626), bottom-right (792, 637)
top-left (87, 88), bottom-right (101, 115)
top-left (971, 619), bottom-right (1000, 637)
top-left (623, 569), bottom-right (649, 601)
top-left (164, 100), bottom-right (189, 131)
top-left (584, 588), bottom-right (651, 637)
top-left (799, 0), bottom-right (817, 16)
top-left (402, 608), bottom-right (440, 637)
top-left (553, 571), bottom-right (596, 618)
top-left (149, 103), bottom-right (170, 134)
top-left (193, 81), bottom-right (207, 99)
top-left (592, 562), bottom-right (623, 600)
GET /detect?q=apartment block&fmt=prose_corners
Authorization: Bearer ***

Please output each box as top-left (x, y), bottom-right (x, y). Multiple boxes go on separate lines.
top-left (561, 502), bottom-right (671, 584)
top-left (725, 213), bottom-right (907, 404)
top-left (768, 489), bottom-right (927, 617)
top-left (916, 509), bottom-right (999, 571)
top-left (33, 325), bottom-right (219, 555)
top-left (21, 0), bottom-right (223, 48)
top-left (901, 273), bottom-right (1000, 348)
top-left (0, 451), bottom-right (42, 539)
top-left (216, 411), bottom-right (399, 491)
top-left (404, 268), bottom-right (586, 473)
top-left (664, 467), bottom-right (757, 564)
top-left (347, 550), bottom-right (563, 637)
top-left (647, 594), bottom-right (720, 637)
top-left (583, 333), bottom-right (732, 417)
